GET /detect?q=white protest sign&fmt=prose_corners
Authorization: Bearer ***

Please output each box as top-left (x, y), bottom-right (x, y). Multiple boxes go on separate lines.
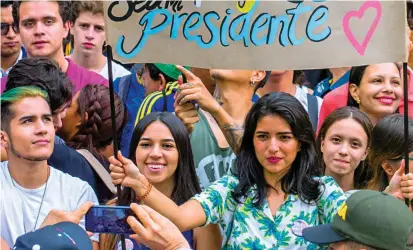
top-left (104, 0), bottom-right (406, 70)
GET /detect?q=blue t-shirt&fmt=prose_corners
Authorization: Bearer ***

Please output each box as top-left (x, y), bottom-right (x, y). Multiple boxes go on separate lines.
top-left (114, 71), bottom-right (146, 157)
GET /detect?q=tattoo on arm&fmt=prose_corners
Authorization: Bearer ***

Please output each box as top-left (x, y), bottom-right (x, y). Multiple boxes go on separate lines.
top-left (221, 123), bottom-right (244, 155)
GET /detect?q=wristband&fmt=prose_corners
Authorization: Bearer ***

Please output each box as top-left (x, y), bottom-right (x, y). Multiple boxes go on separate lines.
top-left (137, 181), bottom-right (152, 201)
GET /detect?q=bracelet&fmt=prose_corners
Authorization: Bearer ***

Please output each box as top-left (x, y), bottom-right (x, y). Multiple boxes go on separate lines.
top-left (137, 181), bottom-right (152, 201)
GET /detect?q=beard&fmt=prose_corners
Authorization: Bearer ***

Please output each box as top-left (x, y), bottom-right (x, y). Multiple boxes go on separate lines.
top-left (9, 137), bottom-right (49, 162)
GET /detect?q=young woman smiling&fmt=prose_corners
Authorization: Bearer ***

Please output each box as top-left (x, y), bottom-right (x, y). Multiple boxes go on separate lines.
top-left (316, 107), bottom-right (372, 192)
top-left (102, 112), bottom-right (221, 250)
top-left (348, 63), bottom-right (402, 126)
top-left (110, 93), bottom-right (413, 249)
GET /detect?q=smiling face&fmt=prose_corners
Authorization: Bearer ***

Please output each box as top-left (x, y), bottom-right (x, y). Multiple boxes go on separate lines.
top-left (134, 121), bottom-right (179, 184)
top-left (253, 115), bottom-right (300, 184)
top-left (17, 1), bottom-right (68, 59)
top-left (1, 97), bottom-right (54, 162)
top-left (322, 118), bottom-right (369, 178)
top-left (71, 11), bottom-right (105, 57)
top-left (350, 63), bottom-right (402, 121)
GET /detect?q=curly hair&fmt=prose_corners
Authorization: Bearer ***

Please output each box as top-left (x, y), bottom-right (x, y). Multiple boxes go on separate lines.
top-left (67, 84), bottom-right (127, 155)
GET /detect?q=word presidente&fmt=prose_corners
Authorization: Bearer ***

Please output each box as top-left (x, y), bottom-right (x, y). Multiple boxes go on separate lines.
top-left (109, 0), bottom-right (331, 59)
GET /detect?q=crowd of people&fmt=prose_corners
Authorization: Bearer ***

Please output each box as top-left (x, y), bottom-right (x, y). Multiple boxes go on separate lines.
top-left (2, 1), bottom-right (413, 250)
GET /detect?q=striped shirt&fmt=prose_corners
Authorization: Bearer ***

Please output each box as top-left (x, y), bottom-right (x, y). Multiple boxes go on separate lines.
top-left (134, 81), bottom-right (179, 126)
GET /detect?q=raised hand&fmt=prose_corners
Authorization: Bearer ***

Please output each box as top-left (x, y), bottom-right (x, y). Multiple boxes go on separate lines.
top-left (127, 203), bottom-right (190, 250)
top-left (174, 101), bottom-right (199, 133)
top-left (174, 65), bottom-right (221, 116)
top-left (387, 160), bottom-right (413, 201)
top-left (109, 151), bottom-right (150, 197)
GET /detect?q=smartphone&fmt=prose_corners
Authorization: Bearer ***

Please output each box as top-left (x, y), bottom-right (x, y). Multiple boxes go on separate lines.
top-left (85, 205), bottom-right (135, 234)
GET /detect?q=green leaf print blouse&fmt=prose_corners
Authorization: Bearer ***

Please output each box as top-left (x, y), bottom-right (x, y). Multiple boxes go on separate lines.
top-left (192, 175), bottom-right (347, 250)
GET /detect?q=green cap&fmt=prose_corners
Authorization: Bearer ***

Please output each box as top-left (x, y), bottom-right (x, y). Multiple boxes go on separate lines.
top-left (153, 63), bottom-right (189, 81)
top-left (303, 190), bottom-right (413, 249)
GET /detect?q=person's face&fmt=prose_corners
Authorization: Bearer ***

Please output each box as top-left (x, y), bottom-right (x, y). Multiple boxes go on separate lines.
top-left (210, 69), bottom-right (258, 86)
top-left (350, 63), bottom-right (402, 119)
top-left (18, 1), bottom-right (69, 59)
top-left (142, 66), bottom-right (163, 96)
top-left (0, 97), bottom-right (54, 162)
top-left (135, 121), bottom-right (179, 184)
top-left (52, 104), bottom-right (68, 131)
top-left (253, 115), bottom-right (300, 183)
top-left (268, 70), bottom-right (289, 81)
top-left (1, 5), bottom-right (22, 57)
top-left (71, 12), bottom-right (105, 57)
top-left (322, 118), bottom-right (369, 178)
top-left (58, 92), bottom-right (81, 141)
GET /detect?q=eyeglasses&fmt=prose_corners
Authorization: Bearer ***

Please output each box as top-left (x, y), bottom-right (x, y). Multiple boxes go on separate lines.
top-left (1, 23), bottom-right (19, 36)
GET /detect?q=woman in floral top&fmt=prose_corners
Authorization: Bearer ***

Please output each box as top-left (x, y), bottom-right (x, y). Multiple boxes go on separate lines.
top-left (110, 92), bottom-right (413, 250)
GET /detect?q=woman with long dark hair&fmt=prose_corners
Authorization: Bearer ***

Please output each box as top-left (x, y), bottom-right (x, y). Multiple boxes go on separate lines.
top-left (316, 107), bottom-right (372, 191)
top-left (367, 114), bottom-right (413, 191)
top-left (347, 63), bottom-right (402, 126)
top-left (110, 93), bottom-right (413, 248)
top-left (101, 112), bottom-right (221, 250)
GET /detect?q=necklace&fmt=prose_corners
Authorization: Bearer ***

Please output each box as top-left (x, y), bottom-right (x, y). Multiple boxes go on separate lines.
top-left (9, 165), bottom-right (50, 233)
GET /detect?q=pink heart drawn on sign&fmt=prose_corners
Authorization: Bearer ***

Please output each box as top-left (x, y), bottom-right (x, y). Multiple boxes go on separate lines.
top-left (342, 1), bottom-right (382, 56)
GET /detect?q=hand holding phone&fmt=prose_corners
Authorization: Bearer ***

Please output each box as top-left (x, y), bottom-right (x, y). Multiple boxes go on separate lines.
top-left (85, 205), bottom-right (136, 234)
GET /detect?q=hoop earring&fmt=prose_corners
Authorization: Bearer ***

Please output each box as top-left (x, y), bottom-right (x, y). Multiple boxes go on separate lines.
top-left (250, 80), bottom-right (255, 87)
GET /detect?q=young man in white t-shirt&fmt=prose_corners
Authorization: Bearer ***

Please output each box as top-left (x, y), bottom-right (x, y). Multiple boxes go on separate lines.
top-left (68, 1), bottom-right (130, 80)
top-left (0, 86), bottom-right (99, 249)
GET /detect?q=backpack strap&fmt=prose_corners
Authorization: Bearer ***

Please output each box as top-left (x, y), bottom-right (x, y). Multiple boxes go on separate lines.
top-left (76, 149), bottom-right (117, 194)
top-left (307, 94), bottom-right (319, 132)
top-left (118, 74), bottom-right (132, 104)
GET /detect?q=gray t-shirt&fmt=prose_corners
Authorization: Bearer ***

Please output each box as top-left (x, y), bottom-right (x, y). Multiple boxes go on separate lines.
top-left (190, 110), bottom-right (236, 189)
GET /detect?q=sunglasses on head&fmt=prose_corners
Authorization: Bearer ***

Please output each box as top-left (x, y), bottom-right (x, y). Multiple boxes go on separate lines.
top-left (1, 23), bottom-right (18, 36)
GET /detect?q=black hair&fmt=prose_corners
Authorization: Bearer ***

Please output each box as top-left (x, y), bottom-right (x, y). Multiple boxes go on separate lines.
top-left (5, 57), bottom-right (73, 113)
top-left (347, 64), bottom-right (401, 107)
top-left (119, 112), bottom-right (201, 206)
top-left (144, 63), bottom-right (176, 83)
top-left (368, 114), bottom-right (413, 191)
top-left (316, 107), bottom-right (373, 189)
top-left (1, 1), bottom-right (13, 8)
top-left (232, 92), bottom-right (322, 207)
top-left (254, 71), bottom-right (271, 91)
top-left (12, 1), bottom-right (72, 27)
